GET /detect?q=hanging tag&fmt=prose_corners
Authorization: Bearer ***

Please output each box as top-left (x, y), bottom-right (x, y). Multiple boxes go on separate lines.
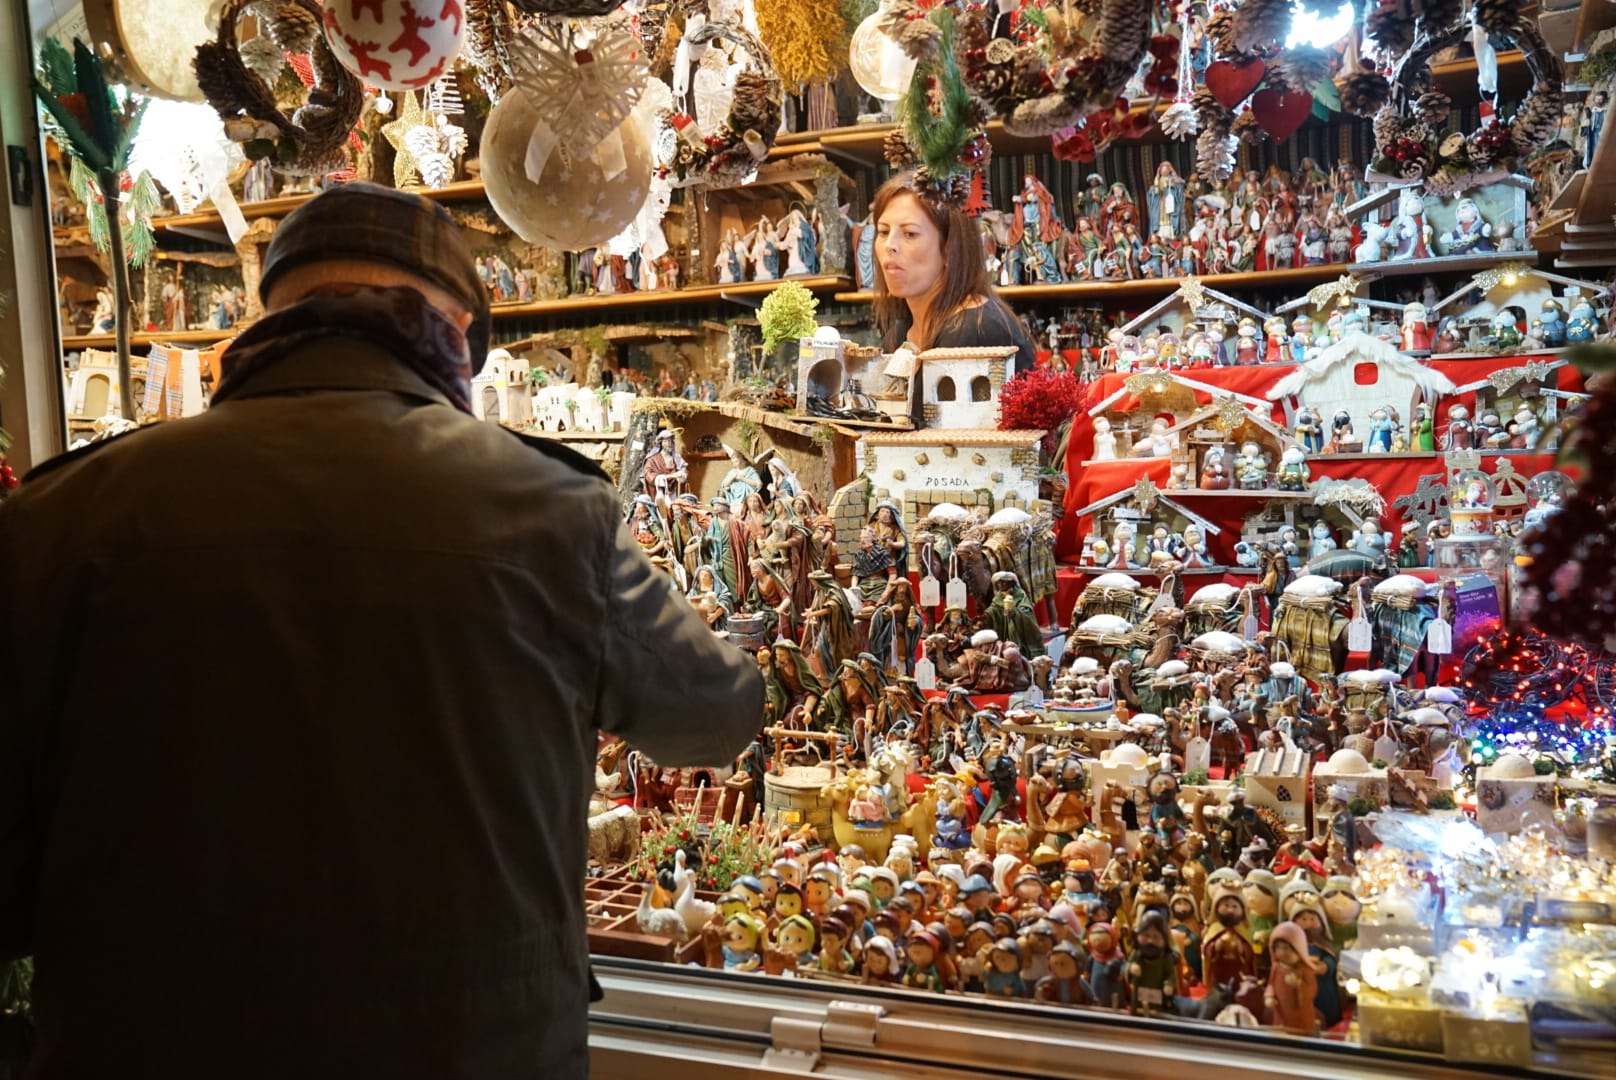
top-left (919, 574), bottom-right (941, 608)
top-left (1347, 588), bottom-right (1372, 653)
top-left (1148, 574), bottom-right (1175, 616)
top-left (1241, 591), bottom-right (1259, 643)
top-left (946, 577), bottom-right (968, 610)
top-left (1427, 616), bottom-right (1452, 655)
top-left (1185, 736), bottom-right (1211, 774)
top-left (1373, 733), bottom-right (1401, 766)
top-left (914, 654), bottom-right (937, 691)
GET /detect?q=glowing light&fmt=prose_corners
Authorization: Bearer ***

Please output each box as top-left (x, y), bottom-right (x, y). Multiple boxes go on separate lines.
top-left (1287, 2), bottom-right (1355, 50)
top-left (1504, 272), bottom-right (1518, 286)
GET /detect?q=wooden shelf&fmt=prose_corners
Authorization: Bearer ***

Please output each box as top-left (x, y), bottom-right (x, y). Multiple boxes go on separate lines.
top-left (62, 328), bottom-right (237, 350)
top-left (489, 275), bottom-right (853, 317)
top-left (152, 179), bottom-right (489, 232)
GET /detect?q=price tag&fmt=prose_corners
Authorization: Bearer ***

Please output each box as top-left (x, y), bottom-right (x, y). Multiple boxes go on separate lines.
top-left (1374, 733), bottom-right (1401, 765)
top-left (1426, 616), bottom-right (1452, 655)
top-left (946, 577), bottom-right (968, 610)
top-left (914, 655), bottom-right (937, 690)
top-left (919, 573), bottom-right (941, 607)
top-left (1241, 591), bottom-right (1259, 642)
top-left (1347, 588), bottom-right (1372, 653)
top-left (1185, 736), bottom-right (1211, 774)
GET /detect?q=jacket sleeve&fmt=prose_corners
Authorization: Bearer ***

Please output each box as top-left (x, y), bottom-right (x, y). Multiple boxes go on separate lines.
top-left (594, 496), bottom-right (763, 766)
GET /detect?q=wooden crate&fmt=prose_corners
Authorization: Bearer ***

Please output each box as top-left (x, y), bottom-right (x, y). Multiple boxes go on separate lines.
top-left (585, 866), bottom-right (711, 965)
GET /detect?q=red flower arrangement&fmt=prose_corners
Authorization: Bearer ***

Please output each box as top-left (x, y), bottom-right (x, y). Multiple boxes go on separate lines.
top-left (997, 368), bottom-right (1086, 457)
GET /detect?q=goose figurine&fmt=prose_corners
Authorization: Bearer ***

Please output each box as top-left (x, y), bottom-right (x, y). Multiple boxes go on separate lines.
top-left (636, 881), bottom-right (688, 942)
top-left (672, 850), bottom-right (716, 937)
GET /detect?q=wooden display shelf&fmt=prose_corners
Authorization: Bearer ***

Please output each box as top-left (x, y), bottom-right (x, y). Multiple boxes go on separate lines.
top-left (491, 275), bottom-right (852, 317)
top-left (837, 263), bottom-right (1362, 305)
top-left (62, 328), bottom-right (238, 350)
top-left (837, 250), bottom-right (1535, 305)
top-left (152, 178), bottom-right (489, 232)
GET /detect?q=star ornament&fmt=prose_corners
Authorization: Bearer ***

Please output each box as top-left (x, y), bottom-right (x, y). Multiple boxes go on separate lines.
top-left (1174, 276), bottom-right (1208, 312)
top-left (1131, 478), bottom-right (1161, 512)
top-left (382, 91), bottom-right (426, 188)
top-left (1214, 395), bottom-right (1249, 432)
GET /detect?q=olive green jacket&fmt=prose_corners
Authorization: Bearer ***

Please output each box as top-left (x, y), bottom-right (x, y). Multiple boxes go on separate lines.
top-left (0, 339), bottom-right (762, 1078)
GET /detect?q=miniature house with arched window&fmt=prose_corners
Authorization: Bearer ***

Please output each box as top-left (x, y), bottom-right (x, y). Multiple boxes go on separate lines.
top-left (471, 348), bottom-right (534, 426)
top-left (918, 345), bottom-right (1019, 428)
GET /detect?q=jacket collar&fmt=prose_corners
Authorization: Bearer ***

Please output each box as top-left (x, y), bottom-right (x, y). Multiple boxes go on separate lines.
top-left (218, 336), bottom-right (455, 409)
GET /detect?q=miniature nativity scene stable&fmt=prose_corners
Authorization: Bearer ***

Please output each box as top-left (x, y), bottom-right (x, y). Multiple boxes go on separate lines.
top-left (22, 0), bottom-right (1616, 1074)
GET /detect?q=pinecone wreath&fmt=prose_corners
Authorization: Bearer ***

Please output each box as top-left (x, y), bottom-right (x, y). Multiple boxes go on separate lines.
top-left (1096, 0), bottom-right (1151, 77)
top-left (1232, 107), bottom-right (1266, 144)
top-left (1205, 9), bottom-right (1240, 57)
top-left (1416, 0), bottom-right (1463, 34)
top-left (1337, 62), bottom-right (1392, 117)
top-left (1473, 0), bottom-right (1520, 35)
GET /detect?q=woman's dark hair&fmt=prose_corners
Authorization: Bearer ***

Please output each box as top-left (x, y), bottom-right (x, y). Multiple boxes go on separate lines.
top-left (870, 172), bottom-right (1015, 350)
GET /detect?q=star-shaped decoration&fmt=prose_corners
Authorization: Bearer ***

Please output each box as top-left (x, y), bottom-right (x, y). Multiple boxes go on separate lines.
top-left (1214, 395), bottom-right (1249, 432)
top-left (1306, 274), bottom-right (1361, 310)
top-left (1130, 478), bottom-right (1160, 512)
top-left (382, 91), bottom-right (426, 189)
top-left (1174, 275), bottom-right (1208, 312)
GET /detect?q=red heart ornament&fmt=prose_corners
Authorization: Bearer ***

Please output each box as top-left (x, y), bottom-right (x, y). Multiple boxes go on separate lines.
top-left (1250, 87), bottom-right (1314, 142)
top-left (1204, 59), bottom-right (1266, 110)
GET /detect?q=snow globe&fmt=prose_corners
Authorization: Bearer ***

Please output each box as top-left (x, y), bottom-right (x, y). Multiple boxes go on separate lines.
top-left (1447, 468), bottom-right (1495, 537)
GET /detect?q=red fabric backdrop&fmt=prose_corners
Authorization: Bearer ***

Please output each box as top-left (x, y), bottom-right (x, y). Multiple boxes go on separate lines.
top-left (1053, 354), bottom-right (1583, 564)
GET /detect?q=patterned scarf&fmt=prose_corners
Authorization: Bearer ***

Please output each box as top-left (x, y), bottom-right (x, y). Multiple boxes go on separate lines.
top-left (213, 284), bottom-right (474, 413)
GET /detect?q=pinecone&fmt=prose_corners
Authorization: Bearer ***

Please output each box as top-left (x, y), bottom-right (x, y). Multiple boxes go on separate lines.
top-left (1416, 0), bottom-right (1463, 34)
top-left (1365, 7), bottom-right (1414, 57)
top-left (1372, 104), bottom-right (1402, 147)
top-left (1473, 0), bottom-right (1520, 34)
top-left (884, 130), bottom-right (917, 169)
top-left (1232, 0), bottom-right (1292, 53)
top-left (1205, 9), bottom-right (1239, 56)
top-left (1195, 128), bottom-right (1238, 183)
top-left (1337, 67), bottom-right (1392, 117)
top-left (1272, 47), bottom-right (1332, 95)
top-left (1415, 89), bottom-right (1452, 129)
top-left (1512, 88), bottom-right (1564, 152)
top-left (1232, 108), bottom-right (1266, 145)
top-left (1192, 86), bottom-right (1232, 126)
top-left (1097, 0), bottom-right (1150, 72)
top-left (464, 0), bottom-right (515, 82)
top-left (728, 71), bottom-right (772, 134)
top-left (255, 2), bottom-right (319, 55)
top-left (239, 34), bottom-right (286, 84)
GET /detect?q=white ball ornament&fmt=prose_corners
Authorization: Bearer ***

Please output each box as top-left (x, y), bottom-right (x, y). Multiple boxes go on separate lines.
top-left (847, 8), bottom-right (917, 102)
top-left (322, 0), bottom-right (467, 91)
top-left (481, 88), bottom-right (653, 252)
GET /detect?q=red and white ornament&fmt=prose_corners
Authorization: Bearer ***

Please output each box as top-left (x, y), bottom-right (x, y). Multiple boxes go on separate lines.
top-left (322, 0), bottom-right (466, 91)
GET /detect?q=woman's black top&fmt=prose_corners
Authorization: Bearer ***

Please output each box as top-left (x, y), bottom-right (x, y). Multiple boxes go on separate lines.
top-left (887, 299), bottom-right (1039, 372)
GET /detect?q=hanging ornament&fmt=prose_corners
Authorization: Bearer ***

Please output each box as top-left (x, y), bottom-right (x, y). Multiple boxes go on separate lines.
top-left (481, 84), bottom-right (653, 251)
top-left (848, 0), bottom-right (918, 102)
top-left (322, 0), bottom-right (468, 91)
top-left (383, 90), bottom-right (468, 189)
top-left (84, 0), bottom-right (217, 101)
top-left (1158, 101), bottom-right (1199, 140)
top-left (507, 16), bottom-right (647, 182)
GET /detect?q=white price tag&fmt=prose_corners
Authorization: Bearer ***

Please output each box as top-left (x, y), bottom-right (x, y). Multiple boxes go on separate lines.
top-left (1426, 616), bottom-right (1453, 655)
top-left (1373, 734), bottom-right (1401, 766)
top-left (1242, 613), bottom-right (1259, 642)
top-left (1185, 736), bottom-right (1211, 774)
top-left (919, 574), bottom-right (941, 607)
top-left (1348, 616), bottom-right (1373, 653)
top-left (914, 655), bottom-right (937, 690)
top-left (946, 577), bottom-right (968, 610)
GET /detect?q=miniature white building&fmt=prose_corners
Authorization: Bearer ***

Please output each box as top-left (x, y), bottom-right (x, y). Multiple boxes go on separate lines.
top-left (1474, 752), bottom-right (1556, 836)
top-left (859, 343), bottom-right (1044, 528)
top-left (471, 348), bottom-right (534, 426)
top-left (1267, 331), bottom-right (1457, 431)
top-left (65, 348), bottom-right (127, 420)
top-left (1312, 748), bottom-right (1389, 817)
top-left (861, 428), bottom-right (1044, 527)
top-left (917, 345), bottom-right (1020, 429)
top-left (1243, 745), bottom-right (1313, 829)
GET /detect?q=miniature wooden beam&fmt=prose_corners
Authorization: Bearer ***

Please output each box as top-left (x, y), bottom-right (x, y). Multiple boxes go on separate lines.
top-left (1087, 371), bottom-right (1267, 416)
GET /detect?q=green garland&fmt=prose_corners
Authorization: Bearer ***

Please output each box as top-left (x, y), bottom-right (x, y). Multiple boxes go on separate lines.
top-left (898, 9), bottom-right (972, 179)
top-left (1584, 43), bottom-right (1616, 89)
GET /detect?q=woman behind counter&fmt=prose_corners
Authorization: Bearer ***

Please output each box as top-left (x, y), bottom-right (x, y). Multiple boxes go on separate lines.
top-left (871, 172), bottom-right (1038, 371)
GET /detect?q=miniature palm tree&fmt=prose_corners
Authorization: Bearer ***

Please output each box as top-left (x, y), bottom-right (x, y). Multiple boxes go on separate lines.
top-left (35, 37), bottom-right (154, 421)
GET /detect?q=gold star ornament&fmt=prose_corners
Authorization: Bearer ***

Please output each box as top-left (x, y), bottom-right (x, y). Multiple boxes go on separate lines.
top-left (382, 90), bottom-right (425, 189)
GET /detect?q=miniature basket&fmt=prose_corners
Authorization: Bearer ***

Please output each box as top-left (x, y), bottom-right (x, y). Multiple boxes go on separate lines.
top-left (1186, 637), bottom-right (1245, 673)
top-left (1072, 582), bottom-right (1150, 624)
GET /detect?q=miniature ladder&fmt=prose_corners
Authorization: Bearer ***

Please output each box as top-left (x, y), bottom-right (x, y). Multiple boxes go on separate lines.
top-left (673, 784), bottom-right (725, 825)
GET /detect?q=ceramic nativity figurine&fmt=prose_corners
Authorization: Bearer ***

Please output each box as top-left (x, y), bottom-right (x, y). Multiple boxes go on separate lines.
top-left (1441, 197), bottom-right (1494, 255)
